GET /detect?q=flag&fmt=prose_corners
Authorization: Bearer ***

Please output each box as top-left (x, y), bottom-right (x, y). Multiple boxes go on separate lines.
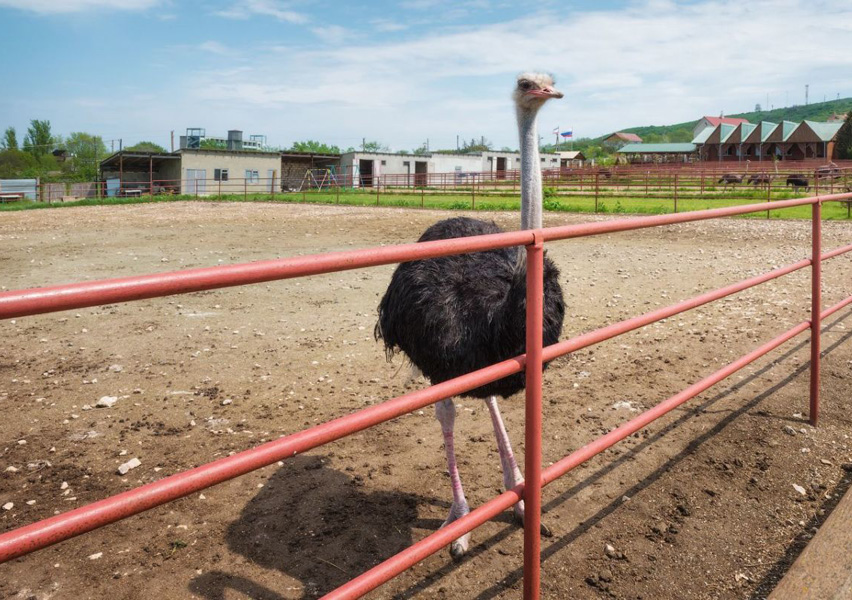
top-left (552, 126), bottom-right (560, 135)
top-left (560, 130), bottom-right (573, 139)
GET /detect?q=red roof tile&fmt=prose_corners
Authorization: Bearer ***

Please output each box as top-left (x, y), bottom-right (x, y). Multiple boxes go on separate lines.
top-left (702, 116), bottom-right (750, 127)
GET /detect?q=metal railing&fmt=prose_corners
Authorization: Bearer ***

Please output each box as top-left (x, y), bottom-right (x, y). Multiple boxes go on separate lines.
top-left (12, 162), bottom-right (852, 219)
top-left (1, 193), bottom-right (851, 599)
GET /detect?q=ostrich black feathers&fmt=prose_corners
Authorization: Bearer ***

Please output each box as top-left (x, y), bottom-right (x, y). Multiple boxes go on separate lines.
top-left (375, 216), bottom-right (565, 399)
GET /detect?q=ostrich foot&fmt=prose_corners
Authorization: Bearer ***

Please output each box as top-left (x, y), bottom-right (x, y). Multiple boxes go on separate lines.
top-left (512, 497), bottom-right (553, 537)
top-left (441, 501), bottom-right (471, 559)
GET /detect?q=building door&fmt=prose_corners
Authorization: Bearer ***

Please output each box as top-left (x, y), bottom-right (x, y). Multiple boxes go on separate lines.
top-left (359, 159), bottom-right (374, 187)
top-left (185, 169), bottom-right (207, 194)
top-left (496, 157), bottom-right (507, 179)
top-left (414, 161), bottom-right (427, 187)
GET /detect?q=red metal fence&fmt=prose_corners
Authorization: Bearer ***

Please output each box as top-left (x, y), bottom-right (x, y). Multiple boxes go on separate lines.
top-left (1, 193), bottom-right (852, 599)
top-left (15, 161), bottom-right (852, 212)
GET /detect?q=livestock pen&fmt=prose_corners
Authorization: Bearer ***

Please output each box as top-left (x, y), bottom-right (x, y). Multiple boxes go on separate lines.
top-left (1, 192), bottom-right (852, 598)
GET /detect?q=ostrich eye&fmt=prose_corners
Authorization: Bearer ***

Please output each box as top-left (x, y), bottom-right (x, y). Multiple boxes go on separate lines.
top-left (519, 80), bottom-right (533, 91)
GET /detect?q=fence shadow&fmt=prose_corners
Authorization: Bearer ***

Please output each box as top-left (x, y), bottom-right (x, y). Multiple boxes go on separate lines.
top-left (393, 310), bottom-right (852, 600)
top-left (188, 454), bottom-right (432, 599)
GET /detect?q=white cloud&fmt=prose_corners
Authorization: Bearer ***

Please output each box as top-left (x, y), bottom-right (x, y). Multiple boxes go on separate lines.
top-left (311, 25), bottom-right (353, 44)
top-left (180, 0), bottom-right (852, 149)
top-left (0, 0), bottom-right (160, 13)
top-left (371, 19), bottom-right (408, 33)
top-left (198, 41), bottom-right (231, 55)
top-left (214, 0), bottom-right (307, 24)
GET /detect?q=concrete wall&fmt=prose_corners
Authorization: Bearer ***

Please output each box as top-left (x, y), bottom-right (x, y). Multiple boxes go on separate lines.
top-left (178, 150), bottom-right (280, 194)
top-left (339, 151), bottom-right (561, 187)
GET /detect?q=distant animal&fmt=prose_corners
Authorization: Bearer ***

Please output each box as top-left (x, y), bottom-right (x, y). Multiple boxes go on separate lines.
top-left (786, 174), bottom-right (810, 191)
top-left (748, 173), bottom-right (773, 186)
top-left (376, 73), bottom-right (566, 558)
top-left (718, 173), bottom-right (744, 188)
top-left (816, 163), bottom-right (841, 181)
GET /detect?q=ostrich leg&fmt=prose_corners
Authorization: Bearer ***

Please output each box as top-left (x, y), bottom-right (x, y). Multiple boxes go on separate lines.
top-left (435, 398), bottom-right (471, 558)
top-left (485, 396), bottom-right (552, 535)
top-left (484, 396), bottom-right (525, 521)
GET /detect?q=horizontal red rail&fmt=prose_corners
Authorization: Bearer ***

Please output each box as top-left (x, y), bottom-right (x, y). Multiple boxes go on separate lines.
top-left (2, 194), bottom-right (851, 321)
top-left (3, 235), bottom-right (849, 564)
top-left (1, 191), bottom-right (850, 598)
top-left (325, 318), bottom-right (816, 599)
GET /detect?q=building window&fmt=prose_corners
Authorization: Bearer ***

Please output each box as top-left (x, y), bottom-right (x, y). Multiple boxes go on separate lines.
top-left (402, 161), bottom-right (410, 166)
top-left (214, 168), bottom-right (229, 181)
top-left (245, 169), bottom-right (259, 183)
top-left (381, 160), bottom-right (387, 165)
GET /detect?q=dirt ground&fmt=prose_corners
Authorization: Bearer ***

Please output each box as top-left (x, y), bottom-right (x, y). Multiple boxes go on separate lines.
top-left (1, 201), bottom-right (851, 600)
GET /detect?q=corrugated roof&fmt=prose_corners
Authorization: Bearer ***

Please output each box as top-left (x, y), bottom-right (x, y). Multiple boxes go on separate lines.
top-left (703, 116), bottom-right (750, 127)
top-left (692, 128), bottom-right (713, 144)
top-left (803, 120), bottom-right (843, 141)
top-left (720, 124), bottom-right (737, 143)
top-left (780, 120), bottom-right (798, 141)
top-left (617, 143), bottom-right (697, 153)
top-left (758, 121), bottom-right (777, 142)
top-left (607, 132), bottom-right (643, 143)
top-left (739, 123), bottom-right (757, 139)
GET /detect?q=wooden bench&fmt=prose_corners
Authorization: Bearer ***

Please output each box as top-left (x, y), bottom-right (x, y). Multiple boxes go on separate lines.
top-left (769, 482), bottom-right (852, 598)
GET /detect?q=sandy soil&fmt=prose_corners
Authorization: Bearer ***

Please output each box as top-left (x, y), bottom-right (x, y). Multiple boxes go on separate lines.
top-left (1, 201), bottom-right (851, 600)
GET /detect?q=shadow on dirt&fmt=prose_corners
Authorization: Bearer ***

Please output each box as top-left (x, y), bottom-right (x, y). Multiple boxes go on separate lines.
top-left (189, 311), bottom-right (852, 600)
top-left (188, 454), bottom-right (435, 599)
top-left (398, 311), bottom-right (852, 600)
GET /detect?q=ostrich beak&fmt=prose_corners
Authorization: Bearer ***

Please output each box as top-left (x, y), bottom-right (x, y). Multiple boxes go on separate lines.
top-left (528, 86), bottom-right (563, 99)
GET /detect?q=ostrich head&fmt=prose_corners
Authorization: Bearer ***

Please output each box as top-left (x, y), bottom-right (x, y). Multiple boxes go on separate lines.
top-left (512, 72), bottom-right (563, 113)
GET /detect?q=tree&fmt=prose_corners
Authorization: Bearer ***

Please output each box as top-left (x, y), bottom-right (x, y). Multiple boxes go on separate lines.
top-left (23, 119), bottom-right (54, 157)
top-left (412, 143), bottom-right (429, 154)
top-left (2, 127), bottom-right (18, 150)
top-left (835, 111), bottom-right (852, 160)
top-left (461, 137), bottom-right (493, 152)
top-left (126, 141), bottom-right (167, 153)
top-left (362, 140), bottom-right (389, 152)
top-left (290, 140), bottom-right (341, 154)
top-left (200, 138), bottom-right (226, 150)
top-left (63, 132), bottom-right (108, 180)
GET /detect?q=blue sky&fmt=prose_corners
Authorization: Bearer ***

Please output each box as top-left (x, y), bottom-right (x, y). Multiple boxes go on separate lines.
top-left (1, 0), bottom-right (851, 152)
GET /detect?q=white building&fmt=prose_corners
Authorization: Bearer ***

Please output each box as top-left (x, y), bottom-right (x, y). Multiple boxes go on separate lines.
top-left (339, 150), bottom-right (560, 187)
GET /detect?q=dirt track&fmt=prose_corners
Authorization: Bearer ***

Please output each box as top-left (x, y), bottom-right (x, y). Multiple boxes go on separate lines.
top-left (1, 201), bottom-right (852, 600)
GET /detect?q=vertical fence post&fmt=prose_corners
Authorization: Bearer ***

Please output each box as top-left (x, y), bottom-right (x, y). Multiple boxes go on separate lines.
top-left (524, 231), bottom-right (544, 600)
top-left (594, 173), bottom-right (599, 213)
top-left (810, 201), bottom-right (822, 426)
top-left (376, 176), bottom-right (380, 206)
top-left (673, 174), bottom-right (678, 213)
top-left (471, 175), bottom-right (476, 209)
top-left (244, 177), bottom-right (247, 201)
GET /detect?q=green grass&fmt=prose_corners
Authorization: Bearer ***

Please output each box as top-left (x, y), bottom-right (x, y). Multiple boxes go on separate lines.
top-left (2, 188), bottom-right (850, 220)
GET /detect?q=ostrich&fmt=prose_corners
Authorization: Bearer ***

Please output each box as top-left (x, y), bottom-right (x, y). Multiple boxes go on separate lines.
top-left (375, 73), bottom-right (566, 558)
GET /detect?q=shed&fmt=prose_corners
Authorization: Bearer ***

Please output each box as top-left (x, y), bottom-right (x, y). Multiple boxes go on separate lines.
top-left (616, 143), bottom-right (697, 163)
top-left (603, 132), bottom-right (642, 148)
top-left (786, 121), bottom-right (844, 160)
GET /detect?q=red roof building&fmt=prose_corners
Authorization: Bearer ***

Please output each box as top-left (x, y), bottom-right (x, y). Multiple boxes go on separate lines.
top-left (693, 116), bottom-right (751, 138)
top-left (603, 132), bottom-right (643, 148)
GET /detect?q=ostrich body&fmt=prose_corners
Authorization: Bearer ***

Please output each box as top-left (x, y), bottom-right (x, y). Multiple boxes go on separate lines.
top-left (376, 73), bottom-right (565, 557)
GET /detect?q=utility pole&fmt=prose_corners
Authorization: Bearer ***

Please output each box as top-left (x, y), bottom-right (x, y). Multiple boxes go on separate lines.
top-left (119, 138), bottom-right (122, 152)
top-left (456, 134), bottom-right (459, 153)
top-left (361, 137), bottom-right (365, 151)
top-left (170, 130), bottom-right (174, 152)
top-left (805, 84), bottom-right (809, 106)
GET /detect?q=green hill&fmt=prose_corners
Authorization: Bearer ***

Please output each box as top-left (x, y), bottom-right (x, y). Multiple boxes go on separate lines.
top-left (619, 96), bottom-right (852, 143)
top-left (541, 97), bottom-right (851, 161)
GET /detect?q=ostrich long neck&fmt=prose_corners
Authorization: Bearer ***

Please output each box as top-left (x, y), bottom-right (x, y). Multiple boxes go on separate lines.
top-left (517, 107), bottom-right (542, 230)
